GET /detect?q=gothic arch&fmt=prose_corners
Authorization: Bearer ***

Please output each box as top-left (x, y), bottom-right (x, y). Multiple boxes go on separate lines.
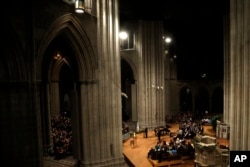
top-left (120, 58), bottom-right (135, 121)
top-left (120, 53), bottom-right (139, 122)
top-left (37, 13), bottom-right (97, 81)
top-left (36, 13), bottom-right (97, 160)
top-left (120, 52), bottom-right (138, 80)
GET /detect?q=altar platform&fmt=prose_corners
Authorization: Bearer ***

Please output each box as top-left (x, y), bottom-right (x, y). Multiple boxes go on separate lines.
top-left (123, 123), bottom-right (229, 167)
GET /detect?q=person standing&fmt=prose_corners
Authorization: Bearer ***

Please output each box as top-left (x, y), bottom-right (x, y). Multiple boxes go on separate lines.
top-left (157, 130), bottom-right (161, 142)
top-left (145, 127), bottom-right (148, 138)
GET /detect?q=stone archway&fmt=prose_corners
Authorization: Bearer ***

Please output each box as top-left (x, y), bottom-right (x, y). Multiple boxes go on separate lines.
top-left (41, 33), bottom-right (80, 161)
top-left (121, 59), bottom-right (135, 122)
top-left (37, 14), bottom-right (97, 165)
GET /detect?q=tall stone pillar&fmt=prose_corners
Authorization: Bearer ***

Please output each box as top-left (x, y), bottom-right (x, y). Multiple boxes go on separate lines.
top-left (48, 82), bottom-right (60, 116)
top-left (137, 20), bottom-right (165, 128)
top-left (165, 46), bottom-right (177, 116)
top-left (164, 46), bottom-right (171, 117)
top-left (131, 84), bottom-right (137, 121)
top-left (227, 0), bottom-right (250, 150)
top-left (77, 0), bottom-right (125, 166)
top-left (223, 0), bottom-right (230, 124)
top-left (0, 82), bottom-right (42, 167)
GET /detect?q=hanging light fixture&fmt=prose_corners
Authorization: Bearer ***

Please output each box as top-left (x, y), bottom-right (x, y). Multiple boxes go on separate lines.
top-left (75, 0), bottom-right (85, 13)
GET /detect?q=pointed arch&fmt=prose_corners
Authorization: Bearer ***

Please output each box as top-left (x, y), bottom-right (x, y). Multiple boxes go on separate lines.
top-left (120, 58), bottom-right (135, 121)
top-left (36, 13), bottom-right (98, 161)
top-left (37, 13), bottom-right (97, 81)
top-left (120, 53), bottom-right (138, 122)
top-left (120, 52), bottom-right (138, 80)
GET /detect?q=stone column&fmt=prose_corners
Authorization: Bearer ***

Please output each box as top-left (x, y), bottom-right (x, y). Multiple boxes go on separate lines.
top-left (223, 0), bottom-right (230, 124)
top-left (79, 81), bottom-right (104, 165)
top-left (0, 82), bottom-right (42, 167)
top-left (165, 44), bottom-right (177, 116)
top-left (78, 0), bottom-right (125, 166)
top-left (164, 45), bottom-right (171, 117)
top-left (48, 81), bottom-right (60, 116)
top-left (137, 20), bottom-right (165, 128)
top-left (227, 0), bottom-right (250, 150)
top-left (131, 84), bottom-right (137, 121)
top-left (84, 0), bottom-right (96, 15)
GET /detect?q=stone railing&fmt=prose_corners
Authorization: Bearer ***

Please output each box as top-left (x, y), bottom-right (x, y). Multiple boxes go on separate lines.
top-left (194, 135), bottom-right (229, 167)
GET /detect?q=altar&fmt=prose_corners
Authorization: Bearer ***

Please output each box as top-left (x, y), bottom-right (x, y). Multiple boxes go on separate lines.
top-left (194, 135), bottom-right (229, 167)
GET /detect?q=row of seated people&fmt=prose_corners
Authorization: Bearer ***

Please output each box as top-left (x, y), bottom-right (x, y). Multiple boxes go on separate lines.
top-left (147, 138), bottom-right (195, 162)
top-left (147, 112), bottom-right (205, 163)
top-left (165, 111), bottom-right (195, 124)
top-left (175, 120), bottom-right (204, 140)
top-left (51, 115), bottom-right (73, 160)
top-left (153, 122), bottom-right (203, 142)
top-left (169, 112), bottom-right (204, 140)
top-left (166, 111), bottom-right (209, 126)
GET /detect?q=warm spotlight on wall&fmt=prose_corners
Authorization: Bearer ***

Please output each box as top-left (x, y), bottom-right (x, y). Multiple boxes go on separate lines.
top-left (75, 0), bottom-right (85, 13)
top-left (151, 84), bottom-right (164, 90)
top-left (162, 35), bottom-right (172, 44)
top-left (165, 37), bottom-right (172, 43)
top-left (119, 31), bottom-right (128, 40)
top-left (53, 51), bottom-right (62, 60)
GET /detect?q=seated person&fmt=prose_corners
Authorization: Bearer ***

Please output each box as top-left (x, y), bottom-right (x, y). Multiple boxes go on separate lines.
top-left (147, 147), bottom-right (155, 158)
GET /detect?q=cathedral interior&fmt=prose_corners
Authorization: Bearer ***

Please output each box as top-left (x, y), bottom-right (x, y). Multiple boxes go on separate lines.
top-left (0, 0), bottom-right (250, 167)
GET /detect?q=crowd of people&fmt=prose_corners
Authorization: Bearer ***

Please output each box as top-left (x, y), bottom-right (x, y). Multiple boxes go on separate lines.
top-left (49, 111), bottom-right (204, 161)
top-left (179, 112), bottom-right (204, 137)
top-left (147, 138), bottom-right (195, 162)
top-left (147, 112), bottom-right (205, 162)
top-left (50, 115), bottom-right (73, 160)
